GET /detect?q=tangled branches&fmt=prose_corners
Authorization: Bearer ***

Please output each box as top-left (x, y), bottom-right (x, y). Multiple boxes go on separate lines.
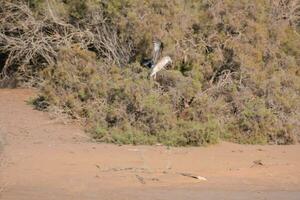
top-left (80, 8), bottom-right (134, 67)
top-left (0, 1), bottom-right (133, 82)
top-left (270, 0), bottom-right (300, 27)
top-left (0, 1), bottom-right (85, 79)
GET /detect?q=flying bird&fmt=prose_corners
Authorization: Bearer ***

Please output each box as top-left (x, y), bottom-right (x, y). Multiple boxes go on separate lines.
top-left (141, 39), bottom-right (164, 68)
top-left (141, 38), bottom-right (172, 79)
top-left (150, 56), bottom-right (172, 79)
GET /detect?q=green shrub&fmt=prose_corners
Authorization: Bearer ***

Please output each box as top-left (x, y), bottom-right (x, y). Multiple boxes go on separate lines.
top-left (35, 46), bottom-right (225, 146)
top-left (3, 0), bottom-right (299, 145)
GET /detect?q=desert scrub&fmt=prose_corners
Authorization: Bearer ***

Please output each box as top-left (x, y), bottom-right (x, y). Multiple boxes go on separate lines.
top-left (2, 0), bottom-right (300, 145)
top-left (34, 46), bottom-right (224, 146)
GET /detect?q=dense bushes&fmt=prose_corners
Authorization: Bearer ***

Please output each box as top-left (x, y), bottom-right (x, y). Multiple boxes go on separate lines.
top-left (34, 46), bottom-right (222, 146)
top-left (1, 0), bottom-right (300, 145)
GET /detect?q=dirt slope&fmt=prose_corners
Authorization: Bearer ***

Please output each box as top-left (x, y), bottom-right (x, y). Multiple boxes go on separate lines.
top-left (0, 89), bottom-right (300, 200)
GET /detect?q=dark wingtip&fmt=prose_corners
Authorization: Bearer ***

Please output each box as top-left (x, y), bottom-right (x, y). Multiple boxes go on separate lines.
top-left (141, 58), bottom-right (154, 68)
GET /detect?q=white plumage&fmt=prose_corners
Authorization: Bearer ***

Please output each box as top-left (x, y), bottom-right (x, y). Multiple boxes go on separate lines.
top-left (150, 56), bottom-right (172, 79)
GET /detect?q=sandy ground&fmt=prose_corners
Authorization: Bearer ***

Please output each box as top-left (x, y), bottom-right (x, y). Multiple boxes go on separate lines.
top-left (0, 89), bottom-right (299, 200)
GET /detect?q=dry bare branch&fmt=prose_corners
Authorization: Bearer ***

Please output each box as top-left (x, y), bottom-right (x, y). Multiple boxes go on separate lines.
top-left (0, 1), bottom-right (133, 82)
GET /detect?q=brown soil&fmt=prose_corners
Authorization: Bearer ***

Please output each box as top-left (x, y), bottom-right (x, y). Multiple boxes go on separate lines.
top-left (0, 89), bottom-right (300, 200)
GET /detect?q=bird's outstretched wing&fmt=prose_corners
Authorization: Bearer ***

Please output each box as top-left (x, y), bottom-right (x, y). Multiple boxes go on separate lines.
top-left (152, 39), bottom-right (163, 64)
top-left (150, 56), bottom-right (172, 79)
top-left (141, 38), bottom-right (163, 69)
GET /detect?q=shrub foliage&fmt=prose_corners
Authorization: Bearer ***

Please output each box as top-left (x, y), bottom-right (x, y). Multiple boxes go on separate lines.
top-left (1, 0), bottom-right (299, 145)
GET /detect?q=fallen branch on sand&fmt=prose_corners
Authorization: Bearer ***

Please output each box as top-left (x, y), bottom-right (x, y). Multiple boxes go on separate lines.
top-left (178, 173), bottom-right (207, 181)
